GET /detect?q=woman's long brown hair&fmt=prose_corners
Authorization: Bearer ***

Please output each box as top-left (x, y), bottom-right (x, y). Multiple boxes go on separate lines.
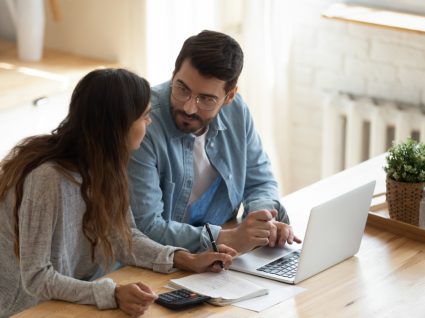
top-left (0, 68), bottom-right (151, 266)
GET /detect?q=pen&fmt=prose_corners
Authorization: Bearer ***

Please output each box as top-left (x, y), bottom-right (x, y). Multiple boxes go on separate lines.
top-left (205, 223), bottom-right (224, 270)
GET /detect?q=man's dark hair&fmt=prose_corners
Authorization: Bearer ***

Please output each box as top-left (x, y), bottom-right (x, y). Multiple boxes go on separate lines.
top-left (173, 30), bottom-right (244, 92)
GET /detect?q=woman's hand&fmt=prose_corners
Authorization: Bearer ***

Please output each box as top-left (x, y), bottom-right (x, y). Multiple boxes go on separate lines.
top-left (173, 244), bottom-right (237, 273)
top-left (115, 282), bottom-right (158, 317)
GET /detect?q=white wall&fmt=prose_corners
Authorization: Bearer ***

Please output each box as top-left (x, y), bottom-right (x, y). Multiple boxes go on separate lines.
top-left (45, 0), bottom-right (147, 73)
top-left (350, 0), bottom-right (425, 14)
top-left (288, 0), bottom-right (425, 191)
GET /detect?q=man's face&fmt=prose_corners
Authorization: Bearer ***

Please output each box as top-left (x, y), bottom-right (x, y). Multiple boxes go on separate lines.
top-left (170, 59), bottom-right (236, 135)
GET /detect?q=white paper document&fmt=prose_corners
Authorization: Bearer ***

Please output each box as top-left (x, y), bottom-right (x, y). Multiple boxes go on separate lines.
top-left (229, 271), bottom-right (306, 312)
top-left (168, 270), bottom-right (305, 311)
top-left (169, 271), bottom-right (268, 305)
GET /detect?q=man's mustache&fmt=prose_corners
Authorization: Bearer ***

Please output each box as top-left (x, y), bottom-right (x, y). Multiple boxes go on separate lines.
top-left (177, 110), bottom-right (202, 121)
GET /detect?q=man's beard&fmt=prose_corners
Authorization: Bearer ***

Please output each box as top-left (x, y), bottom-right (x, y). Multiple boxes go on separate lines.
top-left (170, 106), bottom-right (212, 135)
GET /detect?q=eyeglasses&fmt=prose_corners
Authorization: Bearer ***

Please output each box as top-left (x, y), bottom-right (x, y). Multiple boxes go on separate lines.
top-left (170, 84), bottom-right (227, 111)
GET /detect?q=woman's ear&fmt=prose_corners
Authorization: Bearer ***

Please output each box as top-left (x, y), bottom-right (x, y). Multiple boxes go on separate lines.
top-left (224, 86), bottom-right (238, 105)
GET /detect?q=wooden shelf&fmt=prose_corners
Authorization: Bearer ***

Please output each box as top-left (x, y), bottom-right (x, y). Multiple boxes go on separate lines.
top-left (0, 40), bottom-right (117, 110)
top-left (322, 3), bottom-right (425, 35)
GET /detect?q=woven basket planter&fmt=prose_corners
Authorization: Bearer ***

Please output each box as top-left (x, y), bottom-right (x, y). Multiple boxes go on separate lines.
top-left (386, 176), bottom-right (425, 226)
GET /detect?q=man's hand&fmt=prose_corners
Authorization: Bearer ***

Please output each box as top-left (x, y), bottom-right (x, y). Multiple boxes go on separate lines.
top-left (217, 209), bottom-right (302, 253)
top-left (268, 220), bottom-right (302, 248)
top-left (217, 209), bottom-right (276, 253)
top-left (115, 282), bottom-right (158, 317)
top-left (173, 244), bottom-right (236, 273)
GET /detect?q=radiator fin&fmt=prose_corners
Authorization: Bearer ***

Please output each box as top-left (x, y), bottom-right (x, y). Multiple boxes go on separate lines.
top-left (321, 94), bottom-right (425, 177)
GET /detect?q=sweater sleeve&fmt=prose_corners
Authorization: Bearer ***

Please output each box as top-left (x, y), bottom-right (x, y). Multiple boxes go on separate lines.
top-left (114, 209), bottom-right (187, 273)
top-left (18, 166), bottom-right (117, 310)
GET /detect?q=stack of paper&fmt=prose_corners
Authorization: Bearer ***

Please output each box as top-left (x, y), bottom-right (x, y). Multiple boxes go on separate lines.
top-left (168, 271), bottom-right (268, 306)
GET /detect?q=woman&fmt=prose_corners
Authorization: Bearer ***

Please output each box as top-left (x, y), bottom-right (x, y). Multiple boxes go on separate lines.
top-left (0, 68), bottom-right (235, 317)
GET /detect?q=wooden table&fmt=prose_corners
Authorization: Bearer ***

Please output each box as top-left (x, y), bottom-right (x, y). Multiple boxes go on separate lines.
top-left (13, 155), bottom-right (425, 317)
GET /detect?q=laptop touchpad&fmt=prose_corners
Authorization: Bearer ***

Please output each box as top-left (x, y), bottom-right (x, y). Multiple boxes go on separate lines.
top-left (232, 245), bottom-right (297, 270)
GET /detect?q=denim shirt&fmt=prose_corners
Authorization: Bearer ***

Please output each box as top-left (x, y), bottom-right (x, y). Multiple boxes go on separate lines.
top-left (128, 81), bottom-right (289, 253)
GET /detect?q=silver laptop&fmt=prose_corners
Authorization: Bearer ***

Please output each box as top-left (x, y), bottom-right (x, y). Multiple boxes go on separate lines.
top-left (230, 181), bottom-right (376, 284)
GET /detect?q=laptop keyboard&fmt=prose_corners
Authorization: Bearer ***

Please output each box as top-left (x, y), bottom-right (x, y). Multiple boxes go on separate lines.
top-left (256, 250), bottom-right (301, 279)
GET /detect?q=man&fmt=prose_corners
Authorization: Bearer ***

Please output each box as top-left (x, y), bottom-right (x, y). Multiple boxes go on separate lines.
top-left (129, 30), bottom-right (301, 253)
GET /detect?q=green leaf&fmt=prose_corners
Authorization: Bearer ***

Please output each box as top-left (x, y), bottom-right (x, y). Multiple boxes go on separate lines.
top-left (383, 138), bottom-right (425, 183)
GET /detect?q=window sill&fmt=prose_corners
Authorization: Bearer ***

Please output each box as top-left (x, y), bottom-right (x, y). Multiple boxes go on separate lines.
top-left (322, 3), bottom-right (425, 35)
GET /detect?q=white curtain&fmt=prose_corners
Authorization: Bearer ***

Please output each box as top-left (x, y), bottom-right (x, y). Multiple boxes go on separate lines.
top-left (142, 0), bottom-right (294, 194)
top-left (144, 0), bottom-right (219, 85)
top-left (239, 1), bottom-right (294, 194)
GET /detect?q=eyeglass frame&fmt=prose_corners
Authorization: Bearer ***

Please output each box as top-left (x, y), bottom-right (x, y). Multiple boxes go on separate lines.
top-left (169, 83), bottom-right (229, 111)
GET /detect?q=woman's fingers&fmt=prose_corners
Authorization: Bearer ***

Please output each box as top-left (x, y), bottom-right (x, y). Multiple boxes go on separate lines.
top-left (115, 282), bottom-right (157, 316)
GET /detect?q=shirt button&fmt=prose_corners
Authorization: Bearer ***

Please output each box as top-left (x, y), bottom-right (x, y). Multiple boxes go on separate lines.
top-left (229, 174), bottom-right (232, 180)
top-left (210, 142), bottom-right (214, 147)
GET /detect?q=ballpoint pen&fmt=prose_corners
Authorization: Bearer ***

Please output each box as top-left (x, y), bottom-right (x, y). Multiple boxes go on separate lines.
top-left (205, 223), bottom-right (224, 270)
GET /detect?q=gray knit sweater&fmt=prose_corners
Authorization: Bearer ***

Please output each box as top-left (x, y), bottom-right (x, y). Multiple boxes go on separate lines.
top-left (0, 163), bottom-right (182, 317)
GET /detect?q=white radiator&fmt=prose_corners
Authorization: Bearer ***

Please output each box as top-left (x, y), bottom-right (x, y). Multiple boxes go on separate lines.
top-left (321, 93), bottom-right (425, 177)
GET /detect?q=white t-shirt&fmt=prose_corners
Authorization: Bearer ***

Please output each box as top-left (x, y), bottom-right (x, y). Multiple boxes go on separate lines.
top-left (188, 129), bottom-right (218, 205)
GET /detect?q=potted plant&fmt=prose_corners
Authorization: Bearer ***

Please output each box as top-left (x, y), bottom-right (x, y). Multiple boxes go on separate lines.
top-left (384, 138), bottom-right (425, 225)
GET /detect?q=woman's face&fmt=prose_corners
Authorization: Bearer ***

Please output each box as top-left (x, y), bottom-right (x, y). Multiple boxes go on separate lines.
top-left (128, 104), bottom-right (152, 150)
